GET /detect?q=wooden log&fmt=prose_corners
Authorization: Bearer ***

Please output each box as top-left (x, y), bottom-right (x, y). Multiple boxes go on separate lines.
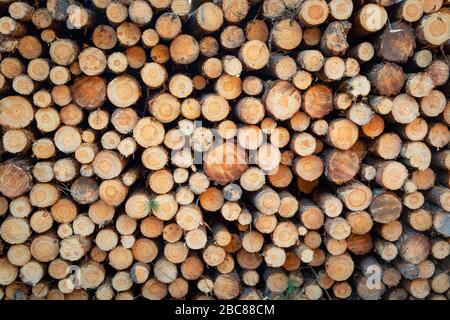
top-left (401, 141), bottom-right (431, 170)
top-left (262, 0), bottom-right (285, 19)
top-left (0, 0), bottom-right (448, 300)
top-left (239, 40), bottom-right (270, 70)
top-left (406, 73), bottom-right (435, 98)
top-left (293, 155), bottom-right (324, 182)
top-left (396, 227), bottom-right (431, 264)
top-left (298, 0), bottom-right (329, 26)
top-left (325, 253), bottom-right (354, 281)
top-left (71, 76), bottom-right (106, 110)
top-left (245, 19), bottom-right (268, 42)
top-left (416, 11), bottom-right (450, 46)
top-left (367, 63), bottom-right (406, 97)
top-left (375, 22), bottom-right (415, 64)
top-left (92, 25), bottom-right (117, 50)
top-left (352, 4), bottom-right (387, 36)
top-left (321, 21), bottom-right (351, 56)
top-left (395, 0), bottom-right (424, 22)
top-left (271, 19), bottom-right (302, 51)
top-left (8, 2), bottom-right (34, 22)
top-left (107, 75), bottom-right (140, 108)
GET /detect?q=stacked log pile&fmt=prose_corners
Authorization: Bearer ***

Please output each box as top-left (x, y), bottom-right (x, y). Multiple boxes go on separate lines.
top-left (0, 0), bottom-right (449, 300)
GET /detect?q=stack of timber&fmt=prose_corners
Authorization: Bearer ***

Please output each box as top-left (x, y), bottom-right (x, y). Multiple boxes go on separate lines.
top-left (0, 0), bottom-right (449, 300)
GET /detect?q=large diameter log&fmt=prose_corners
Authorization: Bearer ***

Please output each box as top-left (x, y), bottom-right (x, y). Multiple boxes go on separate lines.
top-left (320, 21), bottom-right (351, 56)
top-left (303, 84), bottom-right (333, 119)
top-left (369, 190), bottom-right (403, 224)
top-left (396, 228), bottom-right (431, 265)
top-left (238, 40), bottom-right (270, 70)
top-left (107, 75), bottom-right (141, 108)
top-left (416, 11), bottom-right (450, 46)
top-left (375, 22), bottom-right (415, 64)
top-left (204, 142), bottom-right (248, 185)
top-left (0, 96), bottom-right (34, 129)
top-left (367, 63), bottom-right (406, 96)
top-left (71, 76), bottom-right (106, 110)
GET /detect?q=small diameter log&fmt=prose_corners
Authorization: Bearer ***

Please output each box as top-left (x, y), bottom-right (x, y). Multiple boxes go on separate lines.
top-left (369, 189), bottom-right (403, 224)
top-left (93, 151), bottom-right (125, 180)
top-left (268, 55), bottom-right (297, 80)
top-left (406, 73), bottom-right (435, 98)
top-left (262, 0), bottom-right (286, 19)
top-left (373, 160), bottom-right (408, 191)
top-left (189, 2), bottom-right (223, 34)
top-left (0, 96), bottom-right (34, 129)
top-left (303, 84), bottom-right (332, 119)
top-left (375, 22), bottom-right (415, 64)
top-left (313, 190), bottom-right (343, 218)
top-left (401, 141), bottom-right (431, 170)
top-left (263, 81), bottom-right (301, 121)
top-left (325, 217), bottom-right (351, 241)
top-left (299, 200), bottom-right (324, 231)
top-left (92, 25), bottom-right (117, 50)
top-left (239, 40), bottom-right (270, 70)
top-left (293, 155), bottom-right (324, 182)
top-left (0, 159), bottom-right (33, 199)
top-left (325, 253), bottom-right (354, 281)
top-left (395, 0), bottom-right (424, 22)
top-left (416, 12), bottom-right (450, 46)
top-left (390, 94), bottom-right (420, 125)
top-left (9, 2), bottom-right (34, 22)
top-left (133, 117), bottom-right (165, 148)
top-left (349, 42), bottom-right (374, 64)
top-left (214, 273), bottom-right (240, 300)
top-left (0, 16), bottom-right (26, 37)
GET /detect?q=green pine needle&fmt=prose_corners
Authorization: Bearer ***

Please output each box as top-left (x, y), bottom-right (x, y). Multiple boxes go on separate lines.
top-left (147, 199), bottom-right (160, 214)
top-left (283, 278), bottom-right (300, 300)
